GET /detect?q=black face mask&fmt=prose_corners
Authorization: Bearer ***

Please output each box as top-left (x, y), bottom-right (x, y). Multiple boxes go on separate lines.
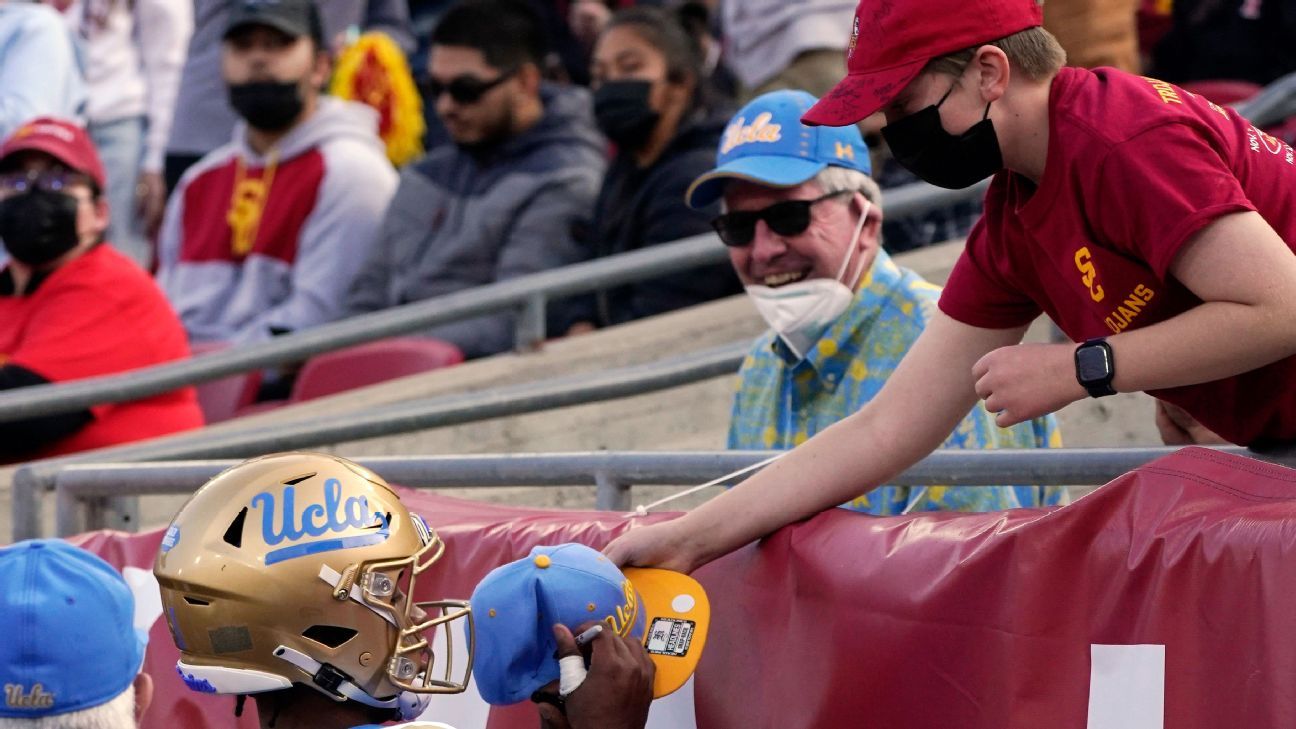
top-left (593, 80), bottom-right (661, 152)
top-left (0, 189), bottom-right (80, 266)
top-left (228, 80), bottom-right (306, 132)
top-left (881, 84), bottom-right (1003, 190)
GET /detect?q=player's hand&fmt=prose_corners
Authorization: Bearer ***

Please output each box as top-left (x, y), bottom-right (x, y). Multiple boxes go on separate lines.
top-left (972, 342), bottom-right (1085, 427)
top-left (557, 623), bottom-right (654, 729)
top-left (604, 518), bottom-right (700, 574)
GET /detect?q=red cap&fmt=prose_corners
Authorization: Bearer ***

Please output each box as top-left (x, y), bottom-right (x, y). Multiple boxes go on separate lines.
top-left (802, 0), bottom-right (1044, 127)
top-left (0, 118), bottom-right (107, 191)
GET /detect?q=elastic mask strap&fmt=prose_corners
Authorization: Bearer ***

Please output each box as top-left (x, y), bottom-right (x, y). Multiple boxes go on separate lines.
top-left (838, 199), bottom-right (873, 291)
top-left (936, 82), bottom-right (956, 108)
top-left (318, 565), bottom-right (397, 627)
top-left (273, 645), bottom-right (399, 711)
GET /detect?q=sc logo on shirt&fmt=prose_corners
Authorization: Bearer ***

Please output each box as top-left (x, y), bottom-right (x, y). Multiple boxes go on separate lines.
top-left (1074, 247), bottom-right (1105, 303)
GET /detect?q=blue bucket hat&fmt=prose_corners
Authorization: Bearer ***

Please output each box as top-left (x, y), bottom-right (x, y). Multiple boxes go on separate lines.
top-left (470, 543), bottom-right (709, 706)
top-left (0, 539), bottom-right (147, 718)
top-left (685, 89), bottom-right (872, 209)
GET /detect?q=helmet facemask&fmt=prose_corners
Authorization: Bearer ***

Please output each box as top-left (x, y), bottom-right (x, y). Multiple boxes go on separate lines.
top-left (333, 515), bottom-right (475, 697)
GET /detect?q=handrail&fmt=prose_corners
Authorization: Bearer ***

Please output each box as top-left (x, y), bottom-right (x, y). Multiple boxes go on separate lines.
top-left (48, 447), bottom-right (1296, 536)
top-left (1236, 70), bottom-right (1296, 127)
top-left (0, 179), bottom-right (987, 425)
top-left (11, 341), bottom-right (751, 539)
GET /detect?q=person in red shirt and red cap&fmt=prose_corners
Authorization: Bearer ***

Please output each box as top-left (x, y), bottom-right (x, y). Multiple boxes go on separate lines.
top-left (605, 0), bottom-right (1296, 575)
top-left (0, 118), bottom-right (203, 462)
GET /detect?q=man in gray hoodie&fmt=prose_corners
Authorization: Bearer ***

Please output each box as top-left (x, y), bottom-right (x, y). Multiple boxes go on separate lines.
top-left (156, 0), bottom-right (397, 346)
top-left (345, 0), bottom-right (606, 359)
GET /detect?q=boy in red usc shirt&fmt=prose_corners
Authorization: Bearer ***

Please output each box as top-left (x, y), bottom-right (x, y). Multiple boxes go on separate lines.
top-left (604, 0), bottom-right (1296, 575)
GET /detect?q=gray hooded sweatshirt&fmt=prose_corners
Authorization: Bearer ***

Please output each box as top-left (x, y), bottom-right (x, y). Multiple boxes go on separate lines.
top-left (157, 97), bottom-right (397, 345)
top-left (346, 84), bottom-right (606, 358)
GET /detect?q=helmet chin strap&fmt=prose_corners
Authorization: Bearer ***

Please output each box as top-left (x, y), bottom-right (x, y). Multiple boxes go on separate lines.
top-left (277, 565), bottom-right (430, 716)
top-left (273, 645), bottom-right (430, 719)
top-left (274, 645), bottom-right (397, 708)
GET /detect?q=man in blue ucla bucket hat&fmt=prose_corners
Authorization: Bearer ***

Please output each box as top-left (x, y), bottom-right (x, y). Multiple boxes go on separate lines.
top-left (0, 539), bottom-right (152, 728)
top-left (689, 89), bottom-right (1064, 516)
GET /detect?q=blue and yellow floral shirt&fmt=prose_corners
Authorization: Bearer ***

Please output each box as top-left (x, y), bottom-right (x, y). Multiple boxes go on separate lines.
top-left (727, 249), bottom-right (1066, 515)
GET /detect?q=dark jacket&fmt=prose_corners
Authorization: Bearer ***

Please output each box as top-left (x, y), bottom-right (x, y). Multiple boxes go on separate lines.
top-left (346, 84), bottom-right (606, 358)
top-left (563, 108), bottom-right (742, 329)
top-left (1152, 0), bottom-right (1296, 86)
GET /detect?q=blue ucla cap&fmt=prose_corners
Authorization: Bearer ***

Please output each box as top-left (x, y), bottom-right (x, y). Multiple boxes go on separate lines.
top-left (0, 540), bottom-right (147, 718)
top-left (685, 89), bottom-right (872, 209)
top-left (470, 543), bottom-right (709, 706)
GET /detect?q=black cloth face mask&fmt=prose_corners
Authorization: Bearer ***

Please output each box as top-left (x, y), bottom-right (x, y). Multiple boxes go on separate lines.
top-left (593, 80), bottom-right (661, 152)
top-left (229, 80), bottom-right (306, 132)
top-left (0, 189), bottom-right (80, 266)
top-left (881, 83), bottom-right (1003, 190)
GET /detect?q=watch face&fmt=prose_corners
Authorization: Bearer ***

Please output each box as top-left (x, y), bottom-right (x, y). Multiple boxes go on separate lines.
top-left (1077, 346), bottom-right (1111, 383)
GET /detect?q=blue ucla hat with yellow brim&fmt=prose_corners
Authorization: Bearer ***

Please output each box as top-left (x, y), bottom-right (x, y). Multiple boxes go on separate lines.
top-left (469, 543), bottom-right (709, 706)
top-left (685, 89), bottom-right (872, 209)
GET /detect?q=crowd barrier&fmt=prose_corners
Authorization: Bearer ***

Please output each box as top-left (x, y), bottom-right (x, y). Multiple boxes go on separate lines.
top-left (10, 342), bottom-right (751, 539)
top-left (44, 446), bottom-right (1296, 538)
top-left (75, 447), bottom-right (1296, 728)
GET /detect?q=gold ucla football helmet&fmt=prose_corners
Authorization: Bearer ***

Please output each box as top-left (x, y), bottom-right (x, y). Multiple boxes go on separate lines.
top-left (154, 452), bottom-right (473, 720)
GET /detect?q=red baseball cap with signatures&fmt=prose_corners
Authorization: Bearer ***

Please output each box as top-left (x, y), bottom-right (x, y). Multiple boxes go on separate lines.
top-left (802, 0), bottom-right (1044, 127)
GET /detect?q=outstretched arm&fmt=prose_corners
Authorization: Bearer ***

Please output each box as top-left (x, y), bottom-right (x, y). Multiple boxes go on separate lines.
top-left (606, 313), bottom-right (1030, 573)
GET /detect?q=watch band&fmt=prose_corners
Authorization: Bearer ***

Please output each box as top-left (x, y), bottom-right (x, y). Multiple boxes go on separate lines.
top-left (1075, 337), bottom-right (1117, 398)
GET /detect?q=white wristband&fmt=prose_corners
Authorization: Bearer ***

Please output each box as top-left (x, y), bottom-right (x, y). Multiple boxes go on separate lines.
top-left (558, 654), bottom-right (588, 698)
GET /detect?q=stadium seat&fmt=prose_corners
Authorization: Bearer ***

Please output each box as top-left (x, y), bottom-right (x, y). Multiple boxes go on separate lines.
top-left (189, 341), bottom-right (262, 424)
top-left (288, 337), bottom-right (465, 403)
top-left (1178, 79), bottom-right (1263, 106)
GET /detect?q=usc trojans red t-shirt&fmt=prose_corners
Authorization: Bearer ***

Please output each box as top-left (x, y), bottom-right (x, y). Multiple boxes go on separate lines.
top-left (940, 66), bottom-right (1296, 446)
top-left (0, 244), bottom-right (203, 459)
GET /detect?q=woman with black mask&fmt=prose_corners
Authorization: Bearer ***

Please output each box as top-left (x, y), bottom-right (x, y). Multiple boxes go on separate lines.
top-left (560, 6), bottom-right (740, 335)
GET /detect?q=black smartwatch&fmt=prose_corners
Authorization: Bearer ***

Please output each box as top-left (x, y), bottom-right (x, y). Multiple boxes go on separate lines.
top-left (1074, 338), bottom-right (1116, 398)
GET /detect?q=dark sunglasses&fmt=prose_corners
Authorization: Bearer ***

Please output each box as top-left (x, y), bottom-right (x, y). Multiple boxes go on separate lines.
top-left (423, 68), bottom-right (516, 104)
top-left (710, 190), bottom-right (851, 247)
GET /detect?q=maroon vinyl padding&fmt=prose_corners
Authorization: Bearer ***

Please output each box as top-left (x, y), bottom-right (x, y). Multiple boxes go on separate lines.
top-left (73, 447), bottom-right (1296, 728)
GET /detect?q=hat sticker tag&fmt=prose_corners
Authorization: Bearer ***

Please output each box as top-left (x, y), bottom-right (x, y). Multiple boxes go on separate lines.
top-left (644, 617), bottom-right (696, 658)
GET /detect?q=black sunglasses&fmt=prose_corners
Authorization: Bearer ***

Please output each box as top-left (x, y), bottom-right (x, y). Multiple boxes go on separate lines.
top-left (710, 190), bottom-right (851, 247)
top-left (423, 68), bottom-right (516, 104)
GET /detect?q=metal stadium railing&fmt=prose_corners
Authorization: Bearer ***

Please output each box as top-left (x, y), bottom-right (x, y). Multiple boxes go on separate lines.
top-left (10, 342), bottom-right (751, 539)
top-left (46, 447), bottom-right (1296, 537)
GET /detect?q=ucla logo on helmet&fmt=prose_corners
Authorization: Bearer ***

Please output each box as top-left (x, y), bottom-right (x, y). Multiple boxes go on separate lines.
top-left (720, 112), bottom-right (783, 155)
top-left (161, 524), bottom-right (181, 553)
top-left (176, 668), bottom-right (217, 694)
top-left (250, 478), bottom-right (392, 565)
